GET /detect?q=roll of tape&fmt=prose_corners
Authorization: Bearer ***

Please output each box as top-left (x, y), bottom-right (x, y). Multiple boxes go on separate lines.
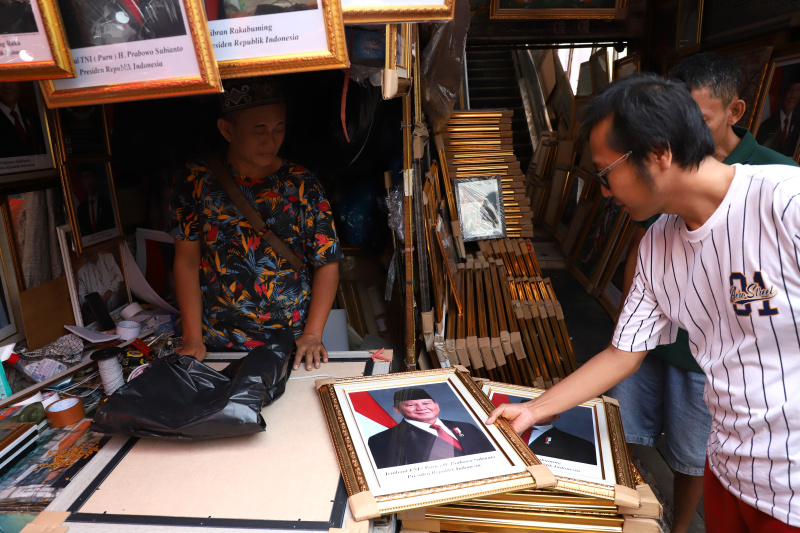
top-left (120, 302), bottom-right (144, 320)
top-left (45, 397), bottom-right (85, 428)
top-left (41, 391), bottom-right (60, 408)
top-left (116, 320), bottom-right (141, 341)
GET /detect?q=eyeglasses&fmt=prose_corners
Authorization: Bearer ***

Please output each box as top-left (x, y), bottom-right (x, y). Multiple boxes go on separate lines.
top-left (594, 151), bottom-right (632, 189)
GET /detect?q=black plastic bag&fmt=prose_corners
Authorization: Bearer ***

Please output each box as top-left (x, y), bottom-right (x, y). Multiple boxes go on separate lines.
top-left (91, 335), bottom-right (293, 440)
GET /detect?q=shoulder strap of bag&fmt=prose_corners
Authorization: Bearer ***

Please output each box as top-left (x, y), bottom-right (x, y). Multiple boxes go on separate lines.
top-left (206, 155), bottom-right (305, 272)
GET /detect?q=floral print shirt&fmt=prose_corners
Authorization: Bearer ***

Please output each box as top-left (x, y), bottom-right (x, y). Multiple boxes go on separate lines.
top-left (170, 157), bottom-right (343, 351)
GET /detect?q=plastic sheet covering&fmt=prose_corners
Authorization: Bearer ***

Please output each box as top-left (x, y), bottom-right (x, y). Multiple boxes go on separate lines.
top-left (91, 334), bottom-right (293, 440)
top-left (453, 175), bottom-right (506, 242)
top-left (386, 184), bottom-right (405, 244)
top-left (420, 0), bottom-right (471, 134)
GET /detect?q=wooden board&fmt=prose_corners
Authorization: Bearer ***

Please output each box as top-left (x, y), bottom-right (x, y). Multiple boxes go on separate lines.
top-left (19, 275), bottom-right (75, 350)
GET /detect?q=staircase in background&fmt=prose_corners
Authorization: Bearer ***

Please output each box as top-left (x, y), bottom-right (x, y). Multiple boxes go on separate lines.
top-left (465, 49), bottom-right (533, 172)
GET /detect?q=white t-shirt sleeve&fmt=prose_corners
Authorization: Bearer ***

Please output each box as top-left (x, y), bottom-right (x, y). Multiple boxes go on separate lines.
top-left (611, 226), bottom-right (678, 352)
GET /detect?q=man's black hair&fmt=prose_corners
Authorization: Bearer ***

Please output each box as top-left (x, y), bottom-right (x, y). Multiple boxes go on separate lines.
top-left (580, 72), bottom-right (715, 176)
top-left (669, 52), bottom-right (743, 106)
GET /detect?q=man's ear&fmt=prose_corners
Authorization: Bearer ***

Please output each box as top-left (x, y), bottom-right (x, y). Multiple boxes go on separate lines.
top-left (217, 117), bottom-right (234, 142)
top-left (393, 406), bottom-right (400, 415)
top-left (651, 146), bottom-right (673, 171)
top-left (728, 99), bottom-right (746, 125)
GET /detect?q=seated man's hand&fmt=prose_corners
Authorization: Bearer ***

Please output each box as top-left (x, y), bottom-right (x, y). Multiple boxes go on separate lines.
top-left (178, 337), bottom-right (207, 361)
top-left (485, 402), bottom-right (541, 434)
top-left (293, 333), bottom-right (328, 371)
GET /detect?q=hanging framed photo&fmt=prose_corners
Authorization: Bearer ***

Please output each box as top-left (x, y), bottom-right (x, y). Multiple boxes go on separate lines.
top-left (341, 0), bottom-right (453, 24)
top-left (206, 0), bottom-right (348, 78)
top-left (675, 0), bottom-right (703, 55)
top-left (453, 176), bottom-right (505, 243)
top-left (317, 368), bottom-right (550, 520)
top-left (711, 39), bottom-right (772, 131)
top-left (55, 105), bottom-right (110, 159)
top-left (481, 381), bottom-right (637, 500)
top-left (612, 54), bottom-right (639, 81)
top-left (489, 0), bottom-right (622, 21)
top-left (0, 81), bottom-right (55, 180)
top-left (62, 160), bottom-right (123, 254)
top-left (0, 0), bottom-right (75, 81)
top-left (40, 0), bottom-right (221, 107)
top-left (753, 49), bottom-right (800, 161)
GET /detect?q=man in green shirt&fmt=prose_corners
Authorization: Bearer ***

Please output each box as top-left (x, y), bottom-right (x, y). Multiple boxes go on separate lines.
top-left (608, 53), bottom-right (797, 533)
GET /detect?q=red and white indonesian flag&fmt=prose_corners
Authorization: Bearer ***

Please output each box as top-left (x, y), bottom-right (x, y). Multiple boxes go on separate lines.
top-left (349, 391), bottom-right (397, 438)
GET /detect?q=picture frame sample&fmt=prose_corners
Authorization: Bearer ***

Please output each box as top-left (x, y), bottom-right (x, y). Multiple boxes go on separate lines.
top-left (55, 105), bottom-right (110, 159)
top-left (0, 0), bottom-right (76, 80)
top-left (57, 224), bottom-right (130, 327)
top-left (317, 368), bottom-right (545, 518)
top-left (552, 169), bottom-right (587, 243)
top-left (0, 202), bottom-right (24, 345)
top-left (482, 382), bottom-right (636, 499)
top-left (341, 0), bottom-right (453, 24)
top-left (594, 219), bottom-right (635, 319)
top-left (489, 0), bottom-right (621, 21)
top-left (453, 175), bottom-right (505, 243)
top-left (62, 160), bottom-right (123, 254)
top-left (0, 81), bottom-right (55, 179)
top-left (675, 0), bottom-right (703, 55)
top-left (753, 49), bottom-right (800, 161)
top-left (612, 54), bottom-right (639, 81)
top-left (40, 0), bottom-right (221, 107)
top-left (207, 0), bottom-right (348, 78)
top-left (711, 40), bottom-right (772, 131)
top-left (568, 196), bottom-right (627, 292)
top-left (589, 48), bottom-right (609, 94)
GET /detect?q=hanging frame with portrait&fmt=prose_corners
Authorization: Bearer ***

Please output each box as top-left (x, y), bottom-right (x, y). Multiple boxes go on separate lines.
top-left (54, 105), bottom-right (111, 160)
top-left (61, 159), bottom-right (123, 254)
top-left (39, 0), bottom-right (220, 107)
top-left (0, 81), bottom-right (56, 182)
top-left (207, 0), bottom-right (348, 78)
top-left (0, 0), bottom-right (75, 81)
top-left (481, 381), bottom-right (637, 500)
top-left (751, 48), bottom-right (800, 162)
top-left (317, 368), bottom-right (552, 520)
top-left (675, 0), bottom-right (703, 55)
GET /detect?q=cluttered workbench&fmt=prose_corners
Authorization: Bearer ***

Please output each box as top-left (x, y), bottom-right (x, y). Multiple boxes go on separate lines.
top-left (0, 339), bottom-right (390, 533)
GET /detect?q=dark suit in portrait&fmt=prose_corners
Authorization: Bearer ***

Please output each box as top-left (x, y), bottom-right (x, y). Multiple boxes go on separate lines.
top-left (77, 194), bottom-right (115, 236)
top-left (528, 427), bottom-right (597, 465)
top-left (0, 101), bottom-right (46, 158)
top-left (368, 419), bottom-right (495, 470)
top-left (756, 111), bottom-right (800, 158)
top-left (0, 0), bottom-right (38, 35)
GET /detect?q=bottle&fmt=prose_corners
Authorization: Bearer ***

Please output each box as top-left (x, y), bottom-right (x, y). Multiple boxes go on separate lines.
top-left (1, 344), bottom-right (67, 383)
top-left (0, 344), bottom-right (15, 399)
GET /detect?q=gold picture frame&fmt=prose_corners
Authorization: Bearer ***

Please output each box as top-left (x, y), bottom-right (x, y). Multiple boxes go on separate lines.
top-left (675, 0), bottom-right (703, 55)
top-left (0, 80), bottom-right (57, 181)
top-left (316, 368), bottom-right (549, 520)
top-left (0, 0), bottom-right (75, 81)
top-left (208, 0), bottom-right (348, 79)
top-left (481, 382), bottom-right (637, 500)
top-left (489, 0), bottom-right (622, 21)
top-left (342, 0), bottom-right (453, 24)
top-left (61, 159), bottom-right (123, 255)
top-left (711, 38), bottom-right (773, 131)
top-left (39, 0), bottom-right (221, 107)
top-left (612, 54), bottom-right (640, 81)
top-left (752, 46), bottom-right (800, 163)
top-left (54, 105), bottom-right (110, 160)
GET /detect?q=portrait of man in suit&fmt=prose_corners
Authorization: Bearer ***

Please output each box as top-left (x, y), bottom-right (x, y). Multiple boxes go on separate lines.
top-left (522, 413), bottom-right (597, 465)
top-left (75, 165), bottom-right (116, 237)
top-left (0, 81), bottom-right (47, 159)
top-left (367, 388), bottom-right (495, 470)
top-left (0, 0), bottom-right (38, 35)
top-left (756, 66), bottom-right (800, 158)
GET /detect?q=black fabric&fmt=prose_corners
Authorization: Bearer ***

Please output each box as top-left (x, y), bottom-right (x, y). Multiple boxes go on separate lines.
top-left (90, 333), bottom-right (293, 440)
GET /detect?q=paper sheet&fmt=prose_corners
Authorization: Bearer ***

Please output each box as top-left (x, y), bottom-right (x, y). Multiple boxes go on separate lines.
top-left (121, 244), bottom-right (179, 316)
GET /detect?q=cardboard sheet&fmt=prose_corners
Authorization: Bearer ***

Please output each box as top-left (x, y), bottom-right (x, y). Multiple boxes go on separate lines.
top-left (77, 362), bottom-right (368, 522)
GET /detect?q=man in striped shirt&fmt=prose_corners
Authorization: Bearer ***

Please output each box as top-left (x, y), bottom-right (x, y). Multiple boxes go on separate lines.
top-left (608, 53), bottom-right (798, 533)
top-left (488, 72), bottom-right (800, 532)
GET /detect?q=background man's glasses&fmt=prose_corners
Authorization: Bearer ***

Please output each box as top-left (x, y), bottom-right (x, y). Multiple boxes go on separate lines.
top-left (594, 151), bottom-right (632, 189)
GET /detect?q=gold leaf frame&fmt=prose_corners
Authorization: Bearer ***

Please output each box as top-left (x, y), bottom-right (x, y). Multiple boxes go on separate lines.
top-left (212, 0), bottom-right (348, 79)
top-left (489, 0), bottom-right (623, 21)
top-left (481, 381), bottom-right (636, 499)
top-left (0, 0), bottom-right (75, 81)
top-left (0, 81), bottom-right (57, 182)
top-left (317, 368), bottom-right (544, 518)
top-left (675, 0), bottom-right (704, 56)
top-left (751, 46), bottom-right (800, 164)
top-left (39, 0), bottom-right (220, 107)
top-left (343, 0), bottom-right (453, 24)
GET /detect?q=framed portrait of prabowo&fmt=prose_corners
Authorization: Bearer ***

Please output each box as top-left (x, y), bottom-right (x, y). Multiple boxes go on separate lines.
top-left (489, 0), bottom-right (622, 21)
top-left (482, 382), bottom-right (637, 501)
top-left (453, 175), bottom-right (505, 243)
top-left (0, 0), bottom-right (76, 80)
top-left (0, 80), bottom-right (55, 180)
top-left (55, 105), bottom-right (110, 159)
top-left (56, 224), bottom-right (130, 327)
top-left (206, 0), bottom-right (348, 78)
top-left (62, 160), bottom-right (123, 254)
top-left (752, 50), bottom-right (800, 162)
top-left (316, 368), bottom-right (551, 520)
top-left (340, 0), bottom-right (453, 24)
top-left (39, 0), bottom-right (221, 107)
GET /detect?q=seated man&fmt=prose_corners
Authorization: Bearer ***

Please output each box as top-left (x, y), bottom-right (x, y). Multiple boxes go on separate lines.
top-left (368, 388), bottom-right (494, 469)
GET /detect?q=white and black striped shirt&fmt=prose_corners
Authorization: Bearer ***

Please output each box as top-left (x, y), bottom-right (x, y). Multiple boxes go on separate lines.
top-left (614, 164), bottom-right (800, 525)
